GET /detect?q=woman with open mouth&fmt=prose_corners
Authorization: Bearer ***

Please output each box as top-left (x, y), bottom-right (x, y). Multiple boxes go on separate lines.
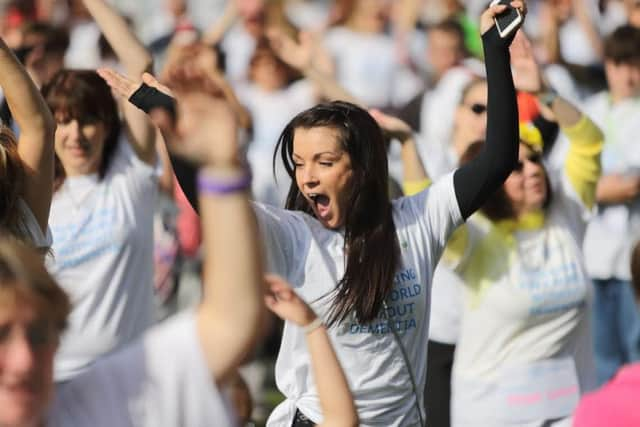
top-left (113, 2), bottom-right (528, 425)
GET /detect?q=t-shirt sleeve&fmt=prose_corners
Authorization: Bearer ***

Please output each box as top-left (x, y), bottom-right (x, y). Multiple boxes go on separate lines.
top-left (17, 198), bottom-right (52, 250)
top-left (109, 133), bottom-right (159, 198)
top-left (252, 202), bottom-right (300, 280)
top-left (48, 312), bottom-right (236, 427)
top-left (396, 172), bottom-right (463, 260)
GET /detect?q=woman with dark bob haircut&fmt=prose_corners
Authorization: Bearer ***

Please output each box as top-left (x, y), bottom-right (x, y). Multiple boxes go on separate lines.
top-left (112, 2), bottom-right (527, 425)
top-left (40, 0), bottom-right (159, 383)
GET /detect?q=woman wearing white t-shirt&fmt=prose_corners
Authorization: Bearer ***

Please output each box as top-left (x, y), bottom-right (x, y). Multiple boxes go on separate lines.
top-left (41, 0), bottom-right (160, 382)
top-left (0, 35), bottom-right (55, 250)
top-left (0, 75), bottom-right (357, 427)
top-left (124, 4), bottom-right (527, 425)
top-left (449, 32), bottom-right (603, 427)
top-left (321, 0), bottom-right (423, 109)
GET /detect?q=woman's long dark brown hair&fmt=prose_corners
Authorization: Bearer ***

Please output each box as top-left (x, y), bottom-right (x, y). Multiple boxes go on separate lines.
top-left (274, 101), bottom-right (400, 326)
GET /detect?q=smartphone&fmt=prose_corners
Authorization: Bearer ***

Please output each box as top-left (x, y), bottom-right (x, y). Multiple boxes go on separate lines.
top-left (490, 0), bottom-right (522, 38)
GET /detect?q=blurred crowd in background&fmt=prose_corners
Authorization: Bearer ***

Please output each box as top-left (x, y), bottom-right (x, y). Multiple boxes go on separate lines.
top-left (1, 0), bottom-right (639, 425)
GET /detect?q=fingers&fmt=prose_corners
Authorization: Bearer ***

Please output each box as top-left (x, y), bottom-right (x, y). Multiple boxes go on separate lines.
top-left (369, 108), bottom-right (389, 124)
top-left (97, 67), bottom-right (138, 99)
top-left (485, 0), bottom-right (527, 18)
top-left (142, 72), bottom-right (173, 96)
top-left (264, 274), bottom-right (294, 295)
top-left (486, 3), bottom-right (508, 18)
top-left (510, 0), bottom-right (527, 16)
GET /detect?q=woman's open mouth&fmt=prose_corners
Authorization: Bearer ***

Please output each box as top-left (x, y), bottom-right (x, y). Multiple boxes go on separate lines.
top-left (309, 193), bottom-right (331, 220)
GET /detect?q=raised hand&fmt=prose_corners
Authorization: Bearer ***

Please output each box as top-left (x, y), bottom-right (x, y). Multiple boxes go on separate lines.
top-left (97, 68), bottom-right (173, 100)
top-left (480, 0), bottom-right (527, 35)
top-left (264, 274), bottom-right (318, 327)
top-left (266, 28), bottom-right (314, 72)
top-left (510, 30), bottom-right (545, 93)
top-left (162, 67), bottom-right (239, 167)
top-left (369, 109), bottom-right (413, 143)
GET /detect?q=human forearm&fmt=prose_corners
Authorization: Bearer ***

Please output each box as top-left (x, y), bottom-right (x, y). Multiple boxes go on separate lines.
top-left (83, 0), bottom-right (152, 75)
top-left (0, 38), bottom-right (54, 138)
top-left (453, 27), bottom-right (518, 219)
top-left (538, 91), bottom-right (581, 128)
top-left (308, 325), bottom-right (358, 427)
top-left (84, 0), bottom-right (156, 161)
top-left (400, 135), bottom-right (430, 195)
top-left (198, 167), bottom-right (264, 383)
top-left (0, 37), bottom-right (55, 231)
top-left (596, 174), bottom-right (640, 204)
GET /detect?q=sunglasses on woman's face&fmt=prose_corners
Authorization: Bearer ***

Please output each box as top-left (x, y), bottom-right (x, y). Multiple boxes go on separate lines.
top-left (514, 152), bottom-right (542, 172)
top-left (468, 103), bottom-right (487, 115)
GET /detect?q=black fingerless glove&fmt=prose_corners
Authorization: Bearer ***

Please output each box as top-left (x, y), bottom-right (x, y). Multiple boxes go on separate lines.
top-left (128, 83), bottom-right (176, 120)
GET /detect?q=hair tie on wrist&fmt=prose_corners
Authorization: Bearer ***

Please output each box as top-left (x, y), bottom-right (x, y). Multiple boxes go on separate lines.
top-left (302, 317), bottom-right (323, 334)
top-left (197, 169), bottom-right (252, 195)
top-left (129, 83), bottom-right (176, 119)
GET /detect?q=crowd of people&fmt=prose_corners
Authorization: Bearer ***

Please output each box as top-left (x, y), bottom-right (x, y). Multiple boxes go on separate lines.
top-left (0, 0), bottom-right (639, 426)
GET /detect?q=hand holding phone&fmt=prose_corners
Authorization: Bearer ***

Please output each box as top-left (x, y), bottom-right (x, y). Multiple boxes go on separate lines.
top-left (490, 0), bottom-right (523, 38)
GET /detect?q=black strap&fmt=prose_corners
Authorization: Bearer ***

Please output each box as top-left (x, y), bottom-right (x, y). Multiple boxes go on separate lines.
top-left (128, 82), bottom-right (176, 119)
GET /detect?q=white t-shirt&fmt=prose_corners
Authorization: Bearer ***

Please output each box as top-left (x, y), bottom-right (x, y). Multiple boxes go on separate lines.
top-left (582, 93), bottom-right (640, 280)
top-left (221, 23), bottom-right (257, 85)
top-left (261, 173), bottom-right (463, 427)
top-left (417, 63), bottom-right (480, 180)
top-left (428, 263), bottom-right (463, 345)
top-left (47, 136), bottom-right (158, 381)
top-left (323, 27), bottom-right (423, 108)
top-left (64, 20), bottom-right (102, 69)
top-left (451, 172), bottom-right (597, 427)
top-left (47, 311), bottom-right (236, 427)
top-left (16, 198), bottom-right (53, 250)
top-left (285, 0), bottom-right (332, 32)
top-left (236, 80), bottom-right (316, 206)
top-left (558, 13), bottom-right (602, 67)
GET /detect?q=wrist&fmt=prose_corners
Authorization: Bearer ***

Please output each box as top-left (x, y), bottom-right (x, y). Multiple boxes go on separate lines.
top-left (197, 166), bottom-right (252, 195)
top-left (536, 86), bottom-right (558, 108)
top-left (302, 316), bottom-right (323, 334)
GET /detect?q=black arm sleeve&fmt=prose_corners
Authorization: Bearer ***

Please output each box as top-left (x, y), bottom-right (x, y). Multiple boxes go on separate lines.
top-left (171, 153), bottom-right (200, 213)
top-left (453, 27), bottom-right (519, 220)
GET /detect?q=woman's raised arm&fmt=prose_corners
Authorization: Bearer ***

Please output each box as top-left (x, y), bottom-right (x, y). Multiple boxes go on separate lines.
top-left (0, 36), bottom-right (55, 233)
top-left (139, 66), bottom-right (264, 383)
top-left (510, 30), bottom-right (603, 209)
top-left (82, 0), bottom-right (156, 164)
top-left (453, 2), bottom-right (525, 220)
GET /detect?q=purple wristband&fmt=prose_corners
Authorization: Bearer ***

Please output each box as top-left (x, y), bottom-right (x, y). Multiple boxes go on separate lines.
top-left (197, 170), bottom-right (252, 195)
